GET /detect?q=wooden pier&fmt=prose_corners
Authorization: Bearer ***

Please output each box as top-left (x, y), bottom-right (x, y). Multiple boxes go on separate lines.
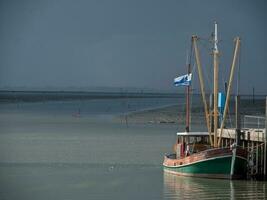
top-left (216, 96), bottom-right (267, 180)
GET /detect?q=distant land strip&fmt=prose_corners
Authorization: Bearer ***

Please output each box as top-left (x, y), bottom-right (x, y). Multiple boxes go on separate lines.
top-left (0, 90), bottom-right (265, 103)
top-left (0, 90), bottom-right (183, 103)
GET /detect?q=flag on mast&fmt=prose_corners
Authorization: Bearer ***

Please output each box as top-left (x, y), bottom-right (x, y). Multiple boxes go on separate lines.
top-left (174, 73), bottom-right (192, 86)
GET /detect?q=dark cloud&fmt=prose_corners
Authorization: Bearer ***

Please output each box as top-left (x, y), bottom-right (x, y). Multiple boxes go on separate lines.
top-left (0, 0), bottom-right (266, 94)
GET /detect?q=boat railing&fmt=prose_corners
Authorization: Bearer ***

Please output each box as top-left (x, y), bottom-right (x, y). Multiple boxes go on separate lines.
top-left (243, 115), bottom-right (265, 130)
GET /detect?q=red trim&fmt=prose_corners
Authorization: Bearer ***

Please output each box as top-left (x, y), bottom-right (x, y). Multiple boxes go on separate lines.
top-left (163, 147), bottom-right (247, 167)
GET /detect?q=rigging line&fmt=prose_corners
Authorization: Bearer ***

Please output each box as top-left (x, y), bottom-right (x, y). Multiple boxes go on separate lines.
top-left (188, 39), bottom-right (195, 127)
top-left (189, 36), bottom-right (194, 66)
top-left (223, 39), bottom-right (240, 131)
top-left (197, 40), bottom-right (213, 91)
top-left (227, 105), bottom-right (233, 128)
top-left (226, 59), bottom-right (239, 132)
top-left (206, 59), bottom-right (213, 89)
top-left (198, 36), bottom-right (212, 43)
top-left (201, 59), bottom-right (212, 92)
top-left (237, 42), bottom-right (241, 95)
top-left (198, 39), bottom-right (212, 54)
top-left (223, 39), bottom-right (242, 131)
top-left (190, 62), bottom-right (197, 112)
top-left (191, 51), bottom-right (195, 129)
top-left (225, 44), bottom-right (237, 131)
top-left (190, 63), bottom-right (198, 128)
top-left (222, 37), bottom-right (237, 49)
top-left (225, 128), bottom-right (233, 145)
top-left (189, 40), bottom-right (197, 76)
top-left (191, 59), bottom-right (197, 77)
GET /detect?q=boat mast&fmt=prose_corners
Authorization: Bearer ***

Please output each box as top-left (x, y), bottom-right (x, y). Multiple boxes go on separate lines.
top-left (185, 47), bottom-right (191, 132)
top-left (213, 22), bottom-right (219, 147)
top-left (192, 36), bottom-right (213, 146)
top-left (217, 37), bottom-right (241, 147)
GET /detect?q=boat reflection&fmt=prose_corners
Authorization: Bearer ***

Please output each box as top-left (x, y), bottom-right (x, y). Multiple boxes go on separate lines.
top-left (163, 172), bottom-right (266, 199)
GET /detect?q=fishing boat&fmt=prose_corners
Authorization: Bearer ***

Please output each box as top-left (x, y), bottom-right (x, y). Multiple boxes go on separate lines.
top-left (163, 22), bottom-right (248, 179)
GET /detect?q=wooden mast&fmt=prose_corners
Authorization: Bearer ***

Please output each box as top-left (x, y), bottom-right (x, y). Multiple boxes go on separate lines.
top-left (185, 48), bottom-right (191, 132)
top-left (217, 37), bottom-right (241, 147)
top-left (185, 64), bottom-right (190, 132)
top-left (213, 22), bottom-right (219, 147)
top-left (192, 36), bottom-right (213, 146)
top-left (191, 23), bottom-right (240, 148)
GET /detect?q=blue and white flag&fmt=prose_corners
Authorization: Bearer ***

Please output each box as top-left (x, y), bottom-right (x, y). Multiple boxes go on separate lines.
top-left (174, 73), bottom-right (192, 86)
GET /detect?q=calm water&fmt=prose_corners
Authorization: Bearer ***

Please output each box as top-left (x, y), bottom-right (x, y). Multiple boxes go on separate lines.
top-left (0, 97), bottom-right (266, 199)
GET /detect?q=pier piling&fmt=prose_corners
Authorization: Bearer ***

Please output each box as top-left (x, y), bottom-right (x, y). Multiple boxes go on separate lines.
top-left (235, 95), bottom-right (241, 145)
top-left (264, 97), bottom-right (267, 179)
top-left (211, 96), bottom-right (267, 179)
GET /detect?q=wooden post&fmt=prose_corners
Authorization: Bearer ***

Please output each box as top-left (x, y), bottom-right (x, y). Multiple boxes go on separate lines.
top-left (247, 140), bottom-right (250, 169)
top-left (235, 95), bottom-right (241, 146)
top-left (264, 97), bottom-right (267, 178)
top-left (210, 94), bottom-right (214, 133)
top-left (253, 87), bottom-right (255, 104)
top-left (256, 143), bottom-right (259, 175)
top-left (230, 144), bottom-right (237, 179)
top-left (262, 144), bottom-right (264, 175)
top-left (252, 142), bottom-right (254, 175)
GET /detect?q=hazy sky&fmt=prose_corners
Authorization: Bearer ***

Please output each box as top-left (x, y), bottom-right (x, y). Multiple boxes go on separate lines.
top-left (0, 0), bottom-right (266, 94)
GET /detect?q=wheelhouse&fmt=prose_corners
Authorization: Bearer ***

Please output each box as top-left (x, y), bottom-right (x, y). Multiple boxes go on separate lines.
top-left (175, 132), bottom-right (211, 159)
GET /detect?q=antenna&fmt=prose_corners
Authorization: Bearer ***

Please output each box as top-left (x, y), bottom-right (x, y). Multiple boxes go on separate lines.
top-left (214, 21), bottom-right (218, 52)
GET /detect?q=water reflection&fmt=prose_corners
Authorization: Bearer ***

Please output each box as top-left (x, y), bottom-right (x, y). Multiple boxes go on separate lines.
top-left (163, 172), bottom-right (266, 199)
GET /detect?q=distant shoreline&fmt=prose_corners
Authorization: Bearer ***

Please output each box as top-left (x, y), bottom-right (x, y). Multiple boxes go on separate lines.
top-left (0, 90), bottom-right (265, 103)
top-left (115, 98), bottom-right (266, 125)
top-left (0, 90), bottom-right (183, 103)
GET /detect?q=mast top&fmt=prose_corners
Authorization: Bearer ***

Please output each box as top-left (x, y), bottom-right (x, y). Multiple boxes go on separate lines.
top-left (214, 21), bottom-right (219, 53)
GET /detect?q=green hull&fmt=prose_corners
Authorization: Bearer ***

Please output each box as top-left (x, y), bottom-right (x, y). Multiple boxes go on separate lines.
top-left (164, 156), bottom-right (247, 179)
